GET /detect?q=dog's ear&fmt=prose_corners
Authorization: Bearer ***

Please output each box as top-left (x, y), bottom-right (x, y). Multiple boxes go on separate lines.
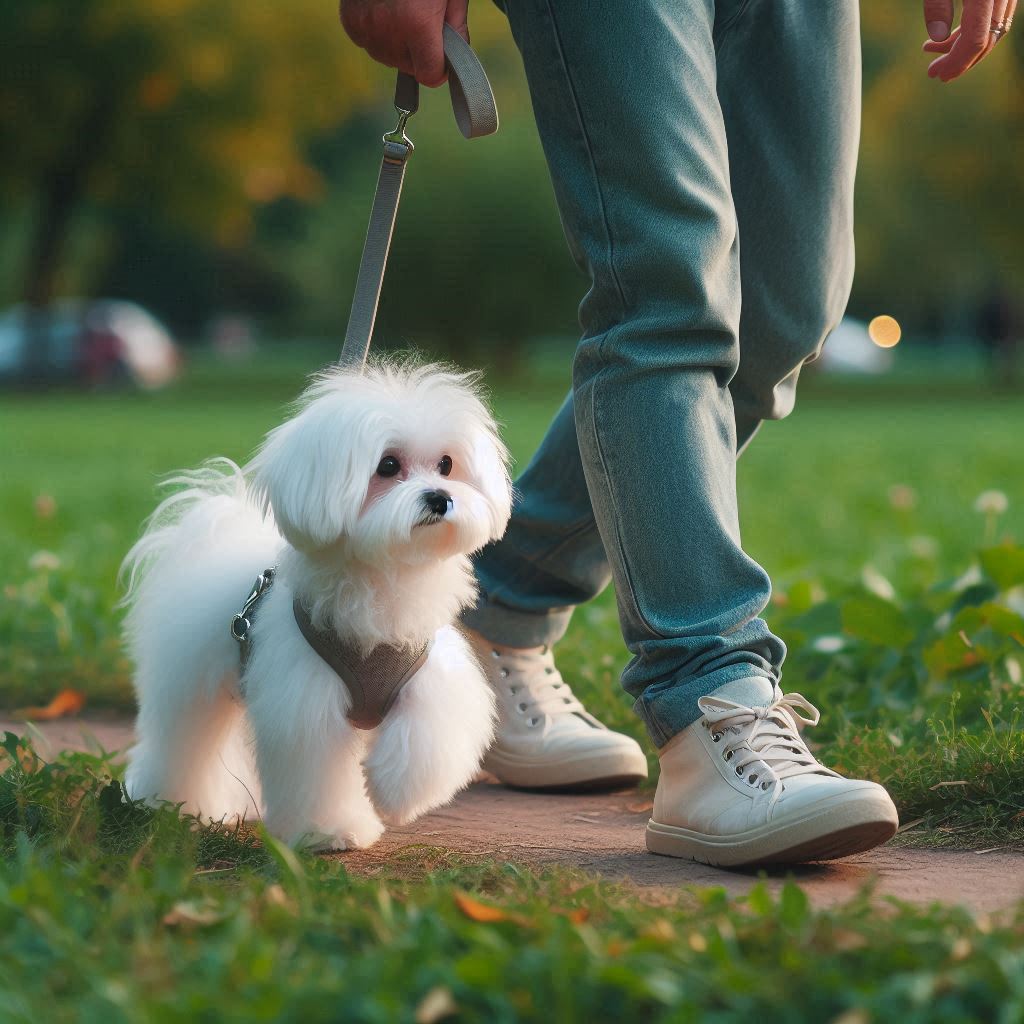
top-left (462, 420), bottom-right (513, 543)
top-left (248, 393), bottom-right (377, 550)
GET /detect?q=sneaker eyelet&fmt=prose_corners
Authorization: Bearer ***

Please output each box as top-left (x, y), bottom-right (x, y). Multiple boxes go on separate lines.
top-left (748, 774), bottom-right (759, 786)
top-left (499, 668), bottom-right (509, 678)
top-left (491, 650), bottom-right (500, 659)
top-left (735, 766), bottom-right (744, 776)
top-left (761, 781), bottom-right (770, 791)
top-left (545, 667), bottom-right (554, 675)
top-left (712, 733), bottom-right (721, 743)
top-left (529, 717), bottom-right (539, 726)
top-left (724, 750), bottom-right (732, 760)
top-left (518, 703), bottom-right (527, 712)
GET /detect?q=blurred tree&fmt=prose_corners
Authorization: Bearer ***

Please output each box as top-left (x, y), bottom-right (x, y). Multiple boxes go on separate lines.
top-left (0, 0), bottom-right (375, 311)
top-left (0, 3), bottom-right (1019, 356)
top-left (854, 8), bottom-right (1024, 326)
top-left (272, 99), bottom-right (583, 365)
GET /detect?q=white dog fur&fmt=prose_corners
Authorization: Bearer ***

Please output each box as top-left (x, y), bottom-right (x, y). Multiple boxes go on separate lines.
top-left (121, 359), bottom-right (512, 850)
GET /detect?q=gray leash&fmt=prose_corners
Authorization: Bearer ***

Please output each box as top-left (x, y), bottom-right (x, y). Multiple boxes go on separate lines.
top-left (339, 25), bottom-right (499, 368)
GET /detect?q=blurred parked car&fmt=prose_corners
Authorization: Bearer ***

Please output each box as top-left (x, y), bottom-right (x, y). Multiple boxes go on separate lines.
top-left (0, 300), bottom-right (181, 389)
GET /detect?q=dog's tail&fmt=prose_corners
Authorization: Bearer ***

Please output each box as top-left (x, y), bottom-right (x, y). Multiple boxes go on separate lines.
top-left (119, 458), bottom-right (273, 605)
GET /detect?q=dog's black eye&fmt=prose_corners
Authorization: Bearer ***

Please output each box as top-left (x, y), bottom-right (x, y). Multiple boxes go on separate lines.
top-left (377, 455), bottom-right (401, 478)
top-left (438, 455), bottom-right (453, 477)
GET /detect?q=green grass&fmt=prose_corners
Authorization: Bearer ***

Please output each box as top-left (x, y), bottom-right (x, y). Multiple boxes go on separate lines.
top-left (2, 348), bottom-right (1024, 1017)
top-left (2, 736), bottom-right (1024, 1023)
top-left (2, 346), bottom-right (1024, 844)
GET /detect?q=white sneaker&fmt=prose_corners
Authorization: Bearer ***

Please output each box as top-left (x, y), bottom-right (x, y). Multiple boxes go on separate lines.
top-left (465, 632), bottom-right (649, 790)
top-left (646, 691), bottom-right (898, 867)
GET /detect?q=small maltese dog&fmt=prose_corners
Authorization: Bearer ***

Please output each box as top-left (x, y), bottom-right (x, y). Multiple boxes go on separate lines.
top-left (121, 359), bottom-right (512, 850)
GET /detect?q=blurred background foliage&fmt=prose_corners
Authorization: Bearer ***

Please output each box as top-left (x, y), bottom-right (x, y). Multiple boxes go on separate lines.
top-left (1, 2), bottom-right (1020, 355)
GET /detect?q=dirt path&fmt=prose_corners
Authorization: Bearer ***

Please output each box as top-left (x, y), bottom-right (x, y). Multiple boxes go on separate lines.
top-left (6, 716), bottom-right (1021, 914)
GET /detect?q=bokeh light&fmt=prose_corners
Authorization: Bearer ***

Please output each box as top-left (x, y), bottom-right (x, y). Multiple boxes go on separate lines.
top-left (868, 315), bottom-right (902, 348)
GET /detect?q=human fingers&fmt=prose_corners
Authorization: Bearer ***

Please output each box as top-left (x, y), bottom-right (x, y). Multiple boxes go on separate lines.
top-left (928, 0), bottom-right (995, 79)
top-left (446, 0), bottom-right (470, 43)
top-left (924, 0), bottom-right (955, 40)
top-left (968, 0), bottom-right (1012, 66)
top-left (340, 0), bottom-right (448, 84)
top-left (923, 25), bottom-right (960, 52)
top-left (997, 0), bottom-right (1017, 37)
top-left (406, 10), bottom-right (447, 87)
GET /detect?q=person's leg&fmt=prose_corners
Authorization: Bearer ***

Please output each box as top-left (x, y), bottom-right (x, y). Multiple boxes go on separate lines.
top-left (468, 0), bottom-right (860, 732)
top-left (632, 1), bottom-right (896, 866)
top-left (464, 394), bottom-right (649, 791)
top-left (720, 2), bottom-right (861, 448)
top-left (467, 0), bottom-right (781, 747)
top-left (466, 0), bottom-right (898, 863)
top-left (465, 392), bottom-right (609, 649)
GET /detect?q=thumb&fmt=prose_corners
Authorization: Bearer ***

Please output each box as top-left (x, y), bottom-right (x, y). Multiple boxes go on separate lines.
top-left (446, 0), bottom-right (471, 43)
top-left (923, 0), bottom-right (954, 40)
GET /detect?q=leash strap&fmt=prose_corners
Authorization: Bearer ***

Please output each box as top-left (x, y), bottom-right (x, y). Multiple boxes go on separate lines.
top-left (339, 25), bottom-right (498, 368)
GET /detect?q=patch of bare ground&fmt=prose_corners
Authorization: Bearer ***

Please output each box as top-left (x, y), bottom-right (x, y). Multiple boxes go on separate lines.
top-left (8, 716), bottom-right (1022, 914)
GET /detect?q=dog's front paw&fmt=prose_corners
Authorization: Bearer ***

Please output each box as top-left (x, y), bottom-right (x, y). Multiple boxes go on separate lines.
top-left (297, 813), bottom-right (385, 852)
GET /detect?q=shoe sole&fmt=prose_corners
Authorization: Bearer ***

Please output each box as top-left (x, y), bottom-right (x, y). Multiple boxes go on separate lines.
top-left (484, 747), bottom-right (649, 792)
top-left (645, 789), bottom-right (899, 868)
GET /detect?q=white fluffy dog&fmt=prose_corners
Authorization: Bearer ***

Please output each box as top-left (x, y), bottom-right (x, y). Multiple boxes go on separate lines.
top-left (121, 360), bottom-right (511, 850)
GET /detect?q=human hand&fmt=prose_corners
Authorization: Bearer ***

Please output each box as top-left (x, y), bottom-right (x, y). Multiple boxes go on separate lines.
top-left (922, 0), bottom-right (1014, 81)
top-left (339, 0), bottom-right (470, 87)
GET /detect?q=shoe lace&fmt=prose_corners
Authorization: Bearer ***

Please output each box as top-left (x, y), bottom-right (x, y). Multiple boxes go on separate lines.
top-left (489, 645), bottom-right (585, 724)
top-left (697, 692), bottom-right (840, 810)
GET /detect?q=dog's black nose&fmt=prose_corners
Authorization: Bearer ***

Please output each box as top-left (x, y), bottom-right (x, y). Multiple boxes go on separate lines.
top-left (423, 489), bottom-right (453, 517)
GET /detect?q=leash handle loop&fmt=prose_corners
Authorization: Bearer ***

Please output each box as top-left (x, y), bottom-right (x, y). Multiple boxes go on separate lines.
top-left (339, 25), bottom-right (498, 368)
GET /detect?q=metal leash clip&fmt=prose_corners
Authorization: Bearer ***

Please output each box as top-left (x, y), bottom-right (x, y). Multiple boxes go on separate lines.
top-left (230, 567), bottom-right (277, 644)
top-left (383, 106), bottom-right (415, 154)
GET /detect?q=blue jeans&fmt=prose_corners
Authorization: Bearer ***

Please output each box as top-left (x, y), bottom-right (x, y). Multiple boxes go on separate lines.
top-left (462, 0), bottom-right (861, 747)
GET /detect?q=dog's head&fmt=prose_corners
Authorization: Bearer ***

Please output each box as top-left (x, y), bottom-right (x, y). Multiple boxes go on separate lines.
top-left (249, 359), bottom-right (512, 565)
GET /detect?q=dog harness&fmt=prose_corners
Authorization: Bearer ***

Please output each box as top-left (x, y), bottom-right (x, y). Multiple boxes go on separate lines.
top-left (231, 568), bottom-right (430, 730)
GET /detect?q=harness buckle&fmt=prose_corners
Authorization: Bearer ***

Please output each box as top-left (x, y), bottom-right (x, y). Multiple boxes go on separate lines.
top-left (230, 568), bottom-right (276, 647)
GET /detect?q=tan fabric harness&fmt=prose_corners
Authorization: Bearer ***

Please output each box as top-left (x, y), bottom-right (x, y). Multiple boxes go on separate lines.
top-left (232, 568), bottom-right (430, 730)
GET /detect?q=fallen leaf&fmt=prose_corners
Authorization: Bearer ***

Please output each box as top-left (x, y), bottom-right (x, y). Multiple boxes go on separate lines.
top-left (162, 901), bottom-right (226, 928)
top-left (560, 907), bottom-right (590, 925)
top-left (626, 802), bottom-right (654, 814)
top-left (454, 891), bottom-right (506, 922)
top-left (454, 891), bottom-right (526, 925)
top-left (34, 494), bottom-right (57, 519)
top-left (12, 689), bottom-right (86, 721)
top-left (929, 780), bottom-right (969, 791)
top-left (415, 987), bottom-right (457, 1024)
